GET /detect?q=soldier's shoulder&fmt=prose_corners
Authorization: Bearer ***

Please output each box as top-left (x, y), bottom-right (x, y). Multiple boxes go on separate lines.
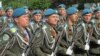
top-left (4, 26), bottom-right (17, 35)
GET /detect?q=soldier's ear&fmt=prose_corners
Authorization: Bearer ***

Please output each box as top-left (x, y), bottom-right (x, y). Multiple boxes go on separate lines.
top-left (14, 18), bottom-right (19, 23)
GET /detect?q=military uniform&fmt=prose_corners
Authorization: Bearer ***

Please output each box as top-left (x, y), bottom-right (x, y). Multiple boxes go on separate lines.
top-left (73, 20), bottom-right (93, 56)
top-left (57, 22), bottom-right (77, 56)
top-left (29, 20), bottom-right (42, 33)
top-left (3, 23), bottom-right (33, 56)
top-left (30, 24), bottom-right (45, 56)
top-left (89, 18), bottom-right (100, 56)
top-left (73, 8), bottom-right (93, 56)
top-left (40, 23), bottom-right (58, 56)
top-left (56, 7), bottom-right (79, 56)
top-left (89, 7), bottom-right (100, 56)
top-left (0, 28), bottom-right (12, 56)
top-left (0, 7), bottom-right (34, 56)
top-left (33, 8), bottom-right (59, 56)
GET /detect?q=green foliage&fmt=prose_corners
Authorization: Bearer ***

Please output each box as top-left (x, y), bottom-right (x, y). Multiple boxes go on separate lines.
top-left (2, 0), bottom-right (100, 9)
top-left (28, 0), bottom-right (51, 9)
top-left (2, 0), bottom-right (51, 9)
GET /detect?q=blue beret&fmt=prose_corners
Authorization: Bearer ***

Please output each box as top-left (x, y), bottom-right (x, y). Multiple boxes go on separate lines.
top-left (44, 9), bottom-right (58, 16)
top-left (58, 4), bottom-right (66, 8)
top-left (12, 8), bottom-right (26, 18)
top-left (82, 8), bottom-right (92, 15)
top-left (94, 6), bottom-right (100, 12)
top-left (32, 9), bottom-right (41, 15)
top-left (67, 7), bottom-right (78, 15)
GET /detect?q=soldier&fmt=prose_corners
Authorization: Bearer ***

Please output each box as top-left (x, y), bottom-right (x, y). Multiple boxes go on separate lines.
top-left (73, 8), bottom-right (93, 56)
top-left (38, 9), bottom-right (59, 56)
top-left (89, 6), bottom-right (100, 56)
top-left (5, 7), bottom-right (13, 23)
top-left (57, 4), bottom-right (67, 24)
top-left (56, 7), bottom-right (79, 56)
top-left (0, 7), bottom-right (32, 56)
top-left (30, 9), bottom-right (42, 32)
top-left (0, 7), bottom-right (6, 33)
top-left (0, 7), bottom-right (13, 32)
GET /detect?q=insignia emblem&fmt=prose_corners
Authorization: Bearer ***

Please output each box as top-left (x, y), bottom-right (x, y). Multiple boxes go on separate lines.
top-left (10, 28), bottom-right (17, 33)
top-left (3, 34), bottom-right (9, 41)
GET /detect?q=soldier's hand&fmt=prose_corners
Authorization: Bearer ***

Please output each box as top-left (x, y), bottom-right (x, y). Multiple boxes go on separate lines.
top-left (97, 40), bottom-right (100, 45)
top-left (66, 46), bottom-right (73, 55)
top-left (85, 43), bottom-right (90, 50)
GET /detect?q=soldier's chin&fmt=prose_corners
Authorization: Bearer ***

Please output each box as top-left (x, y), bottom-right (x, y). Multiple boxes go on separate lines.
top-left (86, 20), bottom-right (90, 23)
top-left (24, 24), bottom-right (29, 27)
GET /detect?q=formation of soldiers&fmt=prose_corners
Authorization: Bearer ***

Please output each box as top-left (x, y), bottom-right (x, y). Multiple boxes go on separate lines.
top-left (0, 4), bottom-right (100, 56)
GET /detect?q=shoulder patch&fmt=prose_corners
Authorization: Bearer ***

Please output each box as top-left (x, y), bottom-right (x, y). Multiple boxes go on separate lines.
top-left (3, 34), bottom-right (10, 41)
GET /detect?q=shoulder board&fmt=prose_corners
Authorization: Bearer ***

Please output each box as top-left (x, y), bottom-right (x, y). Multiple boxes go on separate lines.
top-left (8, 23), bottom-right (14, 28)
top-left (81, 22), bottom-right (85, 28)
top-left (42, 25), bottom-right (47, 30)
top-left (91, 19), bottom-right (96, 24)
top-left (30, 21), bottom-right (34, 25)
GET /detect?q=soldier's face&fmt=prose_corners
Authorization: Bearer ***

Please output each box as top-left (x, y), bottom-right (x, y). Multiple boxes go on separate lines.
top-left (69, 13), bottom-right (78, 22)
top-left (83, 13), bottom-right (92, 23)
top-left (33, 14), bottom-right (42, 22)
top-left (6, 9), bottom-right (13, 17)
top-left (15, 14), bottom-right (29, 27)
top-left (95, 11), bottom-right (100, 19)
top-left (47, 14), bottom-right (59, 26)
top-left (58, 8), bottom-right (66, 16)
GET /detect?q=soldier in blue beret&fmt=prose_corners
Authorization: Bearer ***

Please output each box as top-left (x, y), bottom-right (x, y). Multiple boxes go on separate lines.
top-left (73, 8), bottom-right (93, 56)
top-left (57, 4), bottom-right (67, 24)
top-left (31, 8), bottom-right (59, 56)
top-left (89, 6), bottom-right (100, 56)
top-left (56, 7), bottom-right (79, 56)
top-left (5, 7), bottom-right (13, 23)
top-left (30, 9), bottom-right (42, 33)
top-left (0, 7), bottom-right (34, 56)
